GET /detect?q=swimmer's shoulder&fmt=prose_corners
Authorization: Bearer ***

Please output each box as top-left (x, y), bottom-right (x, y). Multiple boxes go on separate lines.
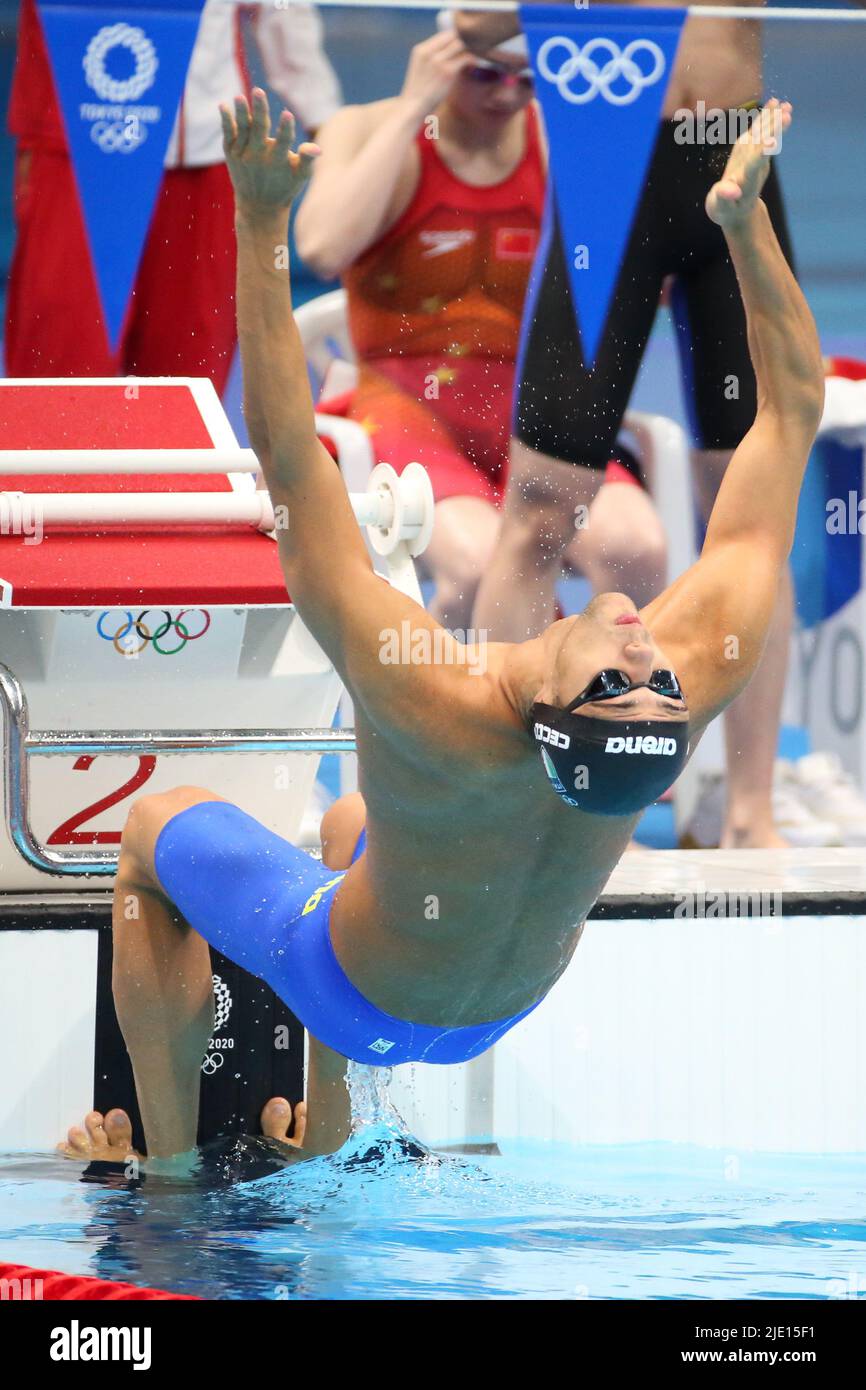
top-left (444, 643), bottom-right (535, 761)
top-left (356, 643), bottom-right (530, 774)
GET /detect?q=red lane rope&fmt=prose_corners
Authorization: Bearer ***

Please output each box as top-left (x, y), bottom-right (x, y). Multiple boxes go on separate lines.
top-left (0, 1261), bottom-right (200, 1301)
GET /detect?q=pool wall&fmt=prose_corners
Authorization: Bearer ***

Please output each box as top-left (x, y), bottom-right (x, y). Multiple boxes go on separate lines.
top-left (390, 914), bottom-right (866, 1154)
top-left (3, 914), bottom-right (864, 1154)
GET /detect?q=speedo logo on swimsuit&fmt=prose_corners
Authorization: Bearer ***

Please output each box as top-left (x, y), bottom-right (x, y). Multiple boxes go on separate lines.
top-left (605, 735), bottom-right (678, 756)
top-left (419, 230), bottom-right (475, 258)
top-left (534, 721), bottom-right (570, 749)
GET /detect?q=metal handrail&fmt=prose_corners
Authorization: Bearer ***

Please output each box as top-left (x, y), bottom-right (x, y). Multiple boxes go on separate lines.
top-left (0, 664), bottom-right (355, 878)
top-left (236, 1), bottom-right (866, 17)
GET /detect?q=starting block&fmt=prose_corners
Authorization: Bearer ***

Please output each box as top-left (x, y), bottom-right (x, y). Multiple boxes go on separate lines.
top-left (0, 377), bottom-right (433, 891)
top-left (0, 376), bottom-right (434, 1149)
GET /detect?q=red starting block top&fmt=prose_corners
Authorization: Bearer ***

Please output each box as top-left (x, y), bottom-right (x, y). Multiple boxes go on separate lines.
top-left (0, 381), bottom-right (289, 607)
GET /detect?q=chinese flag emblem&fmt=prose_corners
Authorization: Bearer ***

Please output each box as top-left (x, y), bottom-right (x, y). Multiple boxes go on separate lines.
top-left (496, 228), bottom-right (538, 261)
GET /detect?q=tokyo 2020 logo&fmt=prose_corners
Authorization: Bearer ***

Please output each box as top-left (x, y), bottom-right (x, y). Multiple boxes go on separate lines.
top-left (83, 24), bottom-right (158, 103)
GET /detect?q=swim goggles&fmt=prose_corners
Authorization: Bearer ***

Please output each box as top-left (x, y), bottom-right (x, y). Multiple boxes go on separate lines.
top-left (464, 59), bottom-right (533, 90)
top-left (566, 669), bottom-right (686, 712)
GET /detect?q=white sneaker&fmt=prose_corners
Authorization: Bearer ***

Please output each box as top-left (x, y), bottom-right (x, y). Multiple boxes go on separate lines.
top-left (679, 771), bottom-right (724, 849)
top-left (788, 751), bottom-right (866, 846)
top-left (772, 763), bottom-right (841, 846)
top-left (296, 780), bottom-right (335, 849)
top-left (680, 763), bottom-right (842, 849)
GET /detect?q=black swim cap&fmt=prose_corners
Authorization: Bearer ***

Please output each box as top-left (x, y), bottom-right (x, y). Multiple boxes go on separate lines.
top-left (529, 703), bottom-right (690, 816)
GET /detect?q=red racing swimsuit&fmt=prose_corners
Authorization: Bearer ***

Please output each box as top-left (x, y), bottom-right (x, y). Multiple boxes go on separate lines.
top-left (341, 106), bottom-right (545, 503)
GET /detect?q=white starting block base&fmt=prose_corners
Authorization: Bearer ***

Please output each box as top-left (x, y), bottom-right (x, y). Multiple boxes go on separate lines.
top-left (0, 378), bottom-right (348, 888)
top-left (0, 605), bottom-right (338, 890)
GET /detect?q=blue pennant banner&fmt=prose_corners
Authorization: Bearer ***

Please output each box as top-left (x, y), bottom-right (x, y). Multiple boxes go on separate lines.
top-left (792, 439), bottom-right (863, 630)
top-left (37, 0), bottom-right (206, 350)
top-left (520, 4), bottom-right (686, 367)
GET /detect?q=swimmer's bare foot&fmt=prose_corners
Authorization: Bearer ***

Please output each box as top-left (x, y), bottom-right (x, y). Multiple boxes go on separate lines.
top-left (57, 1109), bottom-right (141, 1162)
top-left (721, 824), bottom-right (791, 850)
top-left (59, 1100), bottom-right (308, 1162)
top-left (260, 1096), bottom-right (307, 1149)
top-left (705, 99), bottom-right (792, 229)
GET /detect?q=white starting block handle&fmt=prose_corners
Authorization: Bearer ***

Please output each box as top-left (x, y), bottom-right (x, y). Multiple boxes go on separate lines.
top-left (363, 463), bottom-right (435, 560)
top-left (3, 462), bottom-right (436, 555)
top-left (9, 491), bottom-right (272, 526)
top-left (360, 463), bottom-right (435, 604)
top-left (0, 449), bottom-right (259, 474)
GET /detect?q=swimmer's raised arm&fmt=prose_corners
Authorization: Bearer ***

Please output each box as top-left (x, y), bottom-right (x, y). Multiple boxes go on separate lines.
top-left (644, 103), bottom-right (824, 726)
top-left (296, 35), bottom-right (471, 279)
top-left (222, 92), bottom-right (454, 730)
top-left (699, 107), bottom-right (823, 565)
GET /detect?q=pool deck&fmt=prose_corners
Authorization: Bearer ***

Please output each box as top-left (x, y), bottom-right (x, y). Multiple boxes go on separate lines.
top-left (1, 847), bottom-right (865, 924)
top-left (596, 846), bottom-right (866, 917)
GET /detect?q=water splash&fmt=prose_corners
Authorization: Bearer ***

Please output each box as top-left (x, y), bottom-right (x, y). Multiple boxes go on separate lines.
top-left (346, 1062), bottom-right (407, 1136)
top-left (341, 1062), bottom-right (434, 1168)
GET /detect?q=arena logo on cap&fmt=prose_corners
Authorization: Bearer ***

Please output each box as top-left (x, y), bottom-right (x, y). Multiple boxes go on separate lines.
top-left (605, 735), bottom-right (678, 755)
top-left (81, 23), bottom-right (161, 154)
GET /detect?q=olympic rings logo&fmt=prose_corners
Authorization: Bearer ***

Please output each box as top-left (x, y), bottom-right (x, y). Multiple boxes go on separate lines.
top-left (90, 119), bottom-right (147, 155)
top-left (97, 609), bottom-right (211, 657)
top-left (83, 24), bottom-right (158, 103)
top-left (536, 36), bottom-right (666, 106)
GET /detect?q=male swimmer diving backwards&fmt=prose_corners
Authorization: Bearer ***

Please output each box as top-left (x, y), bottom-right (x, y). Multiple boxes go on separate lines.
top-left (63, 95), bottom-right (823, 1166)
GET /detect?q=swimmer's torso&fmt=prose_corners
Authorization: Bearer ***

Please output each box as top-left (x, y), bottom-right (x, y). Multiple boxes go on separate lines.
top-left (330, 647), bottom-right (635, 1030)
top-left (326, 0), bottom-right (768, 1031)
top-left (342, 100), bottom-right (545, 361)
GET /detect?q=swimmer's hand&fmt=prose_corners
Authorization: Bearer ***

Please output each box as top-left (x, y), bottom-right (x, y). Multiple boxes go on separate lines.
top-left (705, 99), bottom-right (792, 229)
top-left (399, 31), bottom-right (472, 118)
top-left (220, 89), bottom-right (320, 220)
top-left (454, 9), bottom-right (521, 56)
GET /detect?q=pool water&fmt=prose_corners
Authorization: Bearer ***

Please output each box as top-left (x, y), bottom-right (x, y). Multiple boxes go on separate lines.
top-left (1, 1131), bottom-right (864, 1300)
